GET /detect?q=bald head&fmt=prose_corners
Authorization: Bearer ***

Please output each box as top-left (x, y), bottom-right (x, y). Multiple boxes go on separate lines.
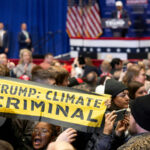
top-left (47, 142), bottom-right (75, 150)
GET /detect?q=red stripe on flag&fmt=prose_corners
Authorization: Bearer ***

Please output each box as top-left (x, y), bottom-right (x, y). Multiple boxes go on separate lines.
top-left (66, 0), bottom-right (103, 38)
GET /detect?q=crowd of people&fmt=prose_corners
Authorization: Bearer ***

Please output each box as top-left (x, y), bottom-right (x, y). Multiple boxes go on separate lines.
top-left (0, 49), bottom-right (150, 150)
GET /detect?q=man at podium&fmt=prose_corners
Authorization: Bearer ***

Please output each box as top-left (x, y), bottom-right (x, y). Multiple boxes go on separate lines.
top-left (111, 1), bottom-right (131, 37)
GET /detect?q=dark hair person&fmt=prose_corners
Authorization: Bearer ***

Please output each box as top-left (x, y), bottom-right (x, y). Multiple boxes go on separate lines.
top-left (128, 81), bottom-right (147, 99)
top-left (32, 122), bottom-right (57, 150)
top-left (105, 79), bottom-right (129, 111)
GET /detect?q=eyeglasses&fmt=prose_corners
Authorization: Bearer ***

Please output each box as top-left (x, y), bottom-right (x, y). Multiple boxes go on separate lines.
top-left (33, 128), bottom-right (50, 135)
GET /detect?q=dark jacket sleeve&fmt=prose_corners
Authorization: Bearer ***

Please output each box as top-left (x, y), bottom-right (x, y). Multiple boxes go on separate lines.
top-left (29, 33), bottom-right (33, 48)
top-left (111, 131), bottom-right (129, 150)
top-left (85, 133), bottom-right (112, 150)
top-left (18, 32), bottom-right (26, 44)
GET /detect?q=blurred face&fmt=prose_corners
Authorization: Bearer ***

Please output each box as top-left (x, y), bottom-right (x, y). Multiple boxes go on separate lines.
top-left (128, 114), bottom-right (138, 135)
top-left (32, 122), bottom-right (52, 150)
top-left (46, 55), bottom-right (54, 64)
top-left (115, 61), bottom-right (123, 70)
top-left (135, 86), bottom-right (147, 98)
top-left (0, 54), bottom-right (7, 65)
top-left (113, 90), bottom-right (129, 109)
top-left (134, 69), bottom-right (146, 84)
top-left (0, 23), bottom-right (4, 30)
top-left (21, 23), bottom-right (27, 30)
top-left (117, 5), bottom-right (123, 11)
top-left (22, 51), bottom-right (31, 64)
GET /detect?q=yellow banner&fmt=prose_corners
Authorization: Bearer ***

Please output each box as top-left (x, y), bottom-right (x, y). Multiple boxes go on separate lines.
top-left (0, 77), bottom-right (110, 132)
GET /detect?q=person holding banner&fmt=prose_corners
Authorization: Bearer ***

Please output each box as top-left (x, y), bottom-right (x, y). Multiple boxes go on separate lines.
top-left (111, 1), bottom-right (131, 37)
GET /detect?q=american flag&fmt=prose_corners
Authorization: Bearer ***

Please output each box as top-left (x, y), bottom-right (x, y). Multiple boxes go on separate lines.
top-left (66, 0), bottom-right (103, 38)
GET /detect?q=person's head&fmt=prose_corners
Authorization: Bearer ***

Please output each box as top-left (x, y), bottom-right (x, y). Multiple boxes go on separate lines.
top-left (52, 66), bottom-right (69, 86)
top-left (0, 23), bottom-right (4, 30)
top-left (44, 53), bottom-right (54, 64)
top-left (110, 58), bottom-right (122, 71)
top-left (129, 94), bottom-right (150, 135)
top-left (128, 81), bottom-right (147, 99)
top-left (101, 61), bottom-right (111, 73)
top-left (0, 140), bottom-right (14, 150)
top-left (105, 79), bottom-right (129, 110)
top-left (21, 23), bottom-right (27, 30)
top-left (0, 53), bottom-right (8, 65)
top-left (84, 71), bottom-right (98, 86)
top-left (115, 1), bottom-right (123, 11)
top-left (32, 66), bottom-right (56, 85)
top-left (47, 141), bottom-right (75, 150)
top-left (0, 64), bottom-right (10, 76)
top-left (123, 64), bottom-right (146, 87)
top-left (19, 49), bottom-right (32, 64)
top-left (32, 122), bottom-right (57, 150)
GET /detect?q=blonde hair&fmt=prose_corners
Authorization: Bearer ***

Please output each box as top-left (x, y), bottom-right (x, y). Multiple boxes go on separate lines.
top-left (19, 49), bottom-right (32, 64)
top-left (123, 64), bottom-right (145, 87)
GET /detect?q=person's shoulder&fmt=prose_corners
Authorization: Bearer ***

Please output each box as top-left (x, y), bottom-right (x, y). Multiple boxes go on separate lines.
top-left (18, 31), bottom-right (23, 36)
top-left (117, 133), bottom-right (150, 150)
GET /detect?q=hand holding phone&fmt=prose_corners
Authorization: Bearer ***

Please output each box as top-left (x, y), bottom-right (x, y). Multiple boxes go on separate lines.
top-left (115, 110), bottom-right (129, 136)
top-left (115, 109), bottom-right (127, 122)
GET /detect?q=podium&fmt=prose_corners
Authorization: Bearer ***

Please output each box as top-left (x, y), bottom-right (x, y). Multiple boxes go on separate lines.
top-left (102, 18), bottom-right (129, 29)
top-left (102, 18), bottom-right (130, 37)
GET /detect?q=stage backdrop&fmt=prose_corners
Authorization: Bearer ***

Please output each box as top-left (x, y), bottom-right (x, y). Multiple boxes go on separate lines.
top-left (99, 0), bottom-right (150, 37)
top-left (0, 0), bottom-right (69, 58)
top-left (1, 0), bottom-right (150, 58)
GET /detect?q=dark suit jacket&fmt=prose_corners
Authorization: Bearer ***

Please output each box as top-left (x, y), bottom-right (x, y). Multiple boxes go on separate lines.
top-left (18, 31), bottom-right (32, 50)
top-left (111, 9), bottom-right (130, 37)
top-left (112, 9), bottom-right (129, 20)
